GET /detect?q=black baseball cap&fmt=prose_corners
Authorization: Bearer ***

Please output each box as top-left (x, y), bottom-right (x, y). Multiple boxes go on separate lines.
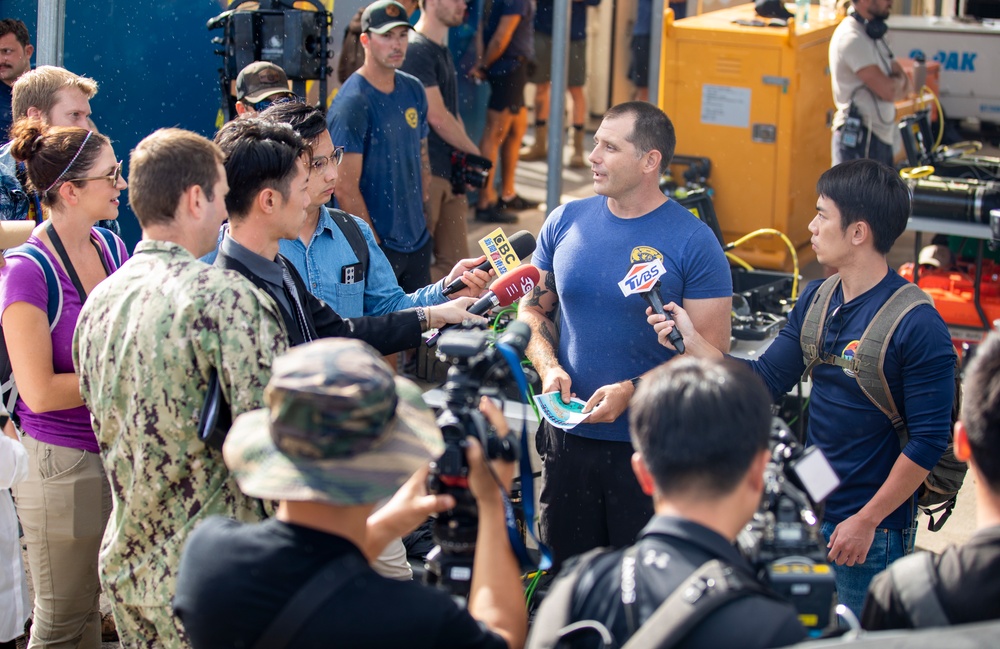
top-left (362, 0), bottom-right (413, 34)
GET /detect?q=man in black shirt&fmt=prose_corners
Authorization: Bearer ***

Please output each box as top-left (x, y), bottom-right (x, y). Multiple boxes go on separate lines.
top-left (174, 338), bottom-right (527, 649)
top-left (400, 0), bottom-right (483, 281)
top-left (211, 117), bottom-right (479, 353)
top-left (527, 358), bottom-right (806, 649)
top-left (862, 330), bottom-right (1000, 629)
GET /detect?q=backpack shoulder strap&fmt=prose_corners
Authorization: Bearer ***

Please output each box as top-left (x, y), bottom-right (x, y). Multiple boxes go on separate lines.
top-left (92, 226), bottom-right (124, 270)
top-left (526, 547), bottom-right (614, 649)
top-left (853, 282), bottom-right (931, 444)
top-left (5, 242), bottom-right (63, 328)
top-left (251, 551), bottom-right (367, 649)
top-left (887, 551), bottom-right (950, 628)
top-left (800, 275), bottom-right (842, 379)
top-left (620, 559), bottom-right (771, 649)
top-left (328, 209), bottom-right (369, 275)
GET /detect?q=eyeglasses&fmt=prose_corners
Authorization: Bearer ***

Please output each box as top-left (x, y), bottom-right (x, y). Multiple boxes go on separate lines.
top-left (310, 146), bottom-right (345, 172)
top-left (66, 160), bottom-right (124, 188)
top-left (250, 94), bottom-right (302, 113)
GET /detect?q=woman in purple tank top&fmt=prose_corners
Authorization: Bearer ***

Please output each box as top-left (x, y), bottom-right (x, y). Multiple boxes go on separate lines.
top-left (0, 119), bottom-right (128, 648)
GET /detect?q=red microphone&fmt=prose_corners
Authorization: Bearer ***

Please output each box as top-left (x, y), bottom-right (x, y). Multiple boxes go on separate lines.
top-left (426, 264), bottom-right (540, 346)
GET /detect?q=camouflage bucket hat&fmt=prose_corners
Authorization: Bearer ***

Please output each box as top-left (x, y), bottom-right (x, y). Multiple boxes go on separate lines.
top-left (224, 339), bottom-right (444, 506)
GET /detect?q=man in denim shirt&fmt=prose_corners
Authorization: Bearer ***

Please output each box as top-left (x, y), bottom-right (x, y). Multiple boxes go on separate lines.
top-left (259, 101), bottom-right (490, 318)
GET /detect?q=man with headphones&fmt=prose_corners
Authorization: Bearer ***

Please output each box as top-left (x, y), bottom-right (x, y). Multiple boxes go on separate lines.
top-left (829, 0), bottom-right (911, 166)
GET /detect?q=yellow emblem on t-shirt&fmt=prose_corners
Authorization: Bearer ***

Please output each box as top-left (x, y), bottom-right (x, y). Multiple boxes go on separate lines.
top-left (630, 246), bottom-right (664, 264)
top-left (405, 108), bottom-right (418, 129)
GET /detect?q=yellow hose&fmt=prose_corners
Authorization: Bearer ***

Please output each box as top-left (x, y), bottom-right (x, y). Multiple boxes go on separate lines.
top-left (726, 252), bottom-right (754, 272)
top-left (726, 228), bottom-right (800, 300)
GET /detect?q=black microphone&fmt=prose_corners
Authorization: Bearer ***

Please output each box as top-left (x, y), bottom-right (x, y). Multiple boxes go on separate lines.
top-left (441, 230), bottom-right (536, 296)
top-left (427, 264), bottom-right (541, 347)
top-left (640, 280), bottom-right (685, 354)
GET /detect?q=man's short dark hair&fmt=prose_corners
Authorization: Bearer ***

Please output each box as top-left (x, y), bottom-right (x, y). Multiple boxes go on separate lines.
top-left (630, 357), bottom-right (771, 498)
top-left (213, 117), bottom-right (307, 219)
top-left (129, 128), bottom-right (225, 228)
top-left (603, 101), bottom-right (676, 173)
top-left (258, 101), bottom-right (327, 143)
top-left (0, 19), bottom-right (30, 47)
top-left (962, 332), bottom-right (1000, 492)
top-left (816, 159), bottom-right (910, 255)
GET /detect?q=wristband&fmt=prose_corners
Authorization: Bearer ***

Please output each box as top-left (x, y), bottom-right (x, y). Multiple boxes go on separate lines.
top-left (415, 306), bottom-right (428, 333)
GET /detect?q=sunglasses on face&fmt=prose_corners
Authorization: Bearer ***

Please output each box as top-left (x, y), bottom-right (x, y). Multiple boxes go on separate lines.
top-left (251, 94), bottom-right (302, 112)
top-left (310, 146), bottom-right (345, 172)
top-left (67, 160), bottom-right (124, 188)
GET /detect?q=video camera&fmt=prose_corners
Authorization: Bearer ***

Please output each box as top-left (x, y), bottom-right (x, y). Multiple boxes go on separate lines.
top-left (738, 419), bottom-right (840, 633)
top-left (424, 321), bottom-right (531, 597)
top-left (450, 151), bottom-right (493, 195)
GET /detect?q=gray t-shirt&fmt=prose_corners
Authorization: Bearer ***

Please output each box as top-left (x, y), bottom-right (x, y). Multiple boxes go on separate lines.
top-left (829, 15), bottom-right (897, 146)
top-left (402, 32), bottom-right (459, 179)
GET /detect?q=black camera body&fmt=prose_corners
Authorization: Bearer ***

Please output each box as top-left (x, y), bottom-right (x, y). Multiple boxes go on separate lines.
top-left (738, 420), bottom-right (839, 633)
top-left (841, 104), bottom-right (865, 152)
top-left (450, 151), bottom-right (493, 195)
top-left (424, 322), bottom-right (529, 597)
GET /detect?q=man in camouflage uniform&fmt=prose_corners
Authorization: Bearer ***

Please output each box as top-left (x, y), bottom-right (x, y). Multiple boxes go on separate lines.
top-left (74, 128), bottom-right (287, 648)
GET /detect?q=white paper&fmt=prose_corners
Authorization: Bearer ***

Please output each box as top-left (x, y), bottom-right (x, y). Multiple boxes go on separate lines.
top-left (533, 393), bottom-right (592, 430)
top-left (701, 85), bottom-right (751, 128)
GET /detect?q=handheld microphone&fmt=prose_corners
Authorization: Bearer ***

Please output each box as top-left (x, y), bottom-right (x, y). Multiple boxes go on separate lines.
top-left (441, 230), bottom-right (537, 296)
top-left (641, 280), bottom-right (685, 354)
top-left (617, 260), bottom-right (685, 354)
top-left (427, 264), bottom-right (540, 347)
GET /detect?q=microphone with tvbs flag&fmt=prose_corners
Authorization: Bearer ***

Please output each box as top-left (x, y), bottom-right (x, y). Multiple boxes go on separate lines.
top-left (619, 259), bottom-right (685, 354)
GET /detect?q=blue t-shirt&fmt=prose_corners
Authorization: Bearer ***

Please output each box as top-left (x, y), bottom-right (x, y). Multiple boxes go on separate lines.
top-left (485, 0), bottom-right (535, 74)
top-left (278, 206), bottom-right (444, 318)
top-left (327, 71), bottom-right (430, 254)
top-left (743, 270), bottom-right (954, 529)
top-left (531, 196), bottom-right (732, 442)
top-left (535, 0), bottom-right (600, 40)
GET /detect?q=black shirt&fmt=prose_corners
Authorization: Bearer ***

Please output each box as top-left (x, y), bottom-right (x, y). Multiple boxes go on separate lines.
top-left (174, 517), bottom-right (508, 649)
top-left (401, 32), bottom-right (460, 179)
top-left (214, 235), bottom-right (422, 353)
top-left (862, 525), bottom-right (1000, 629)
top-left (529, 516), bottom-right (807, 649)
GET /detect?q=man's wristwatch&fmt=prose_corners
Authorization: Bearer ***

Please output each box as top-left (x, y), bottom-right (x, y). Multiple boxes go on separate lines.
top-left (415, 306), bottom-right (429, 333)
top-left (629, 376), bottom-right (642, 390)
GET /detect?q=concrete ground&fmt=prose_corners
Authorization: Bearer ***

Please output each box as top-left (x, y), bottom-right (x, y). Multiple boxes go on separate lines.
top-left (18, 130), bottom-right (984, 648)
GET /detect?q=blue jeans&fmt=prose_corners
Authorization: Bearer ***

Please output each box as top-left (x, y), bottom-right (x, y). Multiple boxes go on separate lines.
top-left (820, 520), bottom-right (916, 619)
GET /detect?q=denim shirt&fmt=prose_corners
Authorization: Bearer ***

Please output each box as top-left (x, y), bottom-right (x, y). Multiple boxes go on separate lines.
top-left (277, 206), bottom-right (445, 318)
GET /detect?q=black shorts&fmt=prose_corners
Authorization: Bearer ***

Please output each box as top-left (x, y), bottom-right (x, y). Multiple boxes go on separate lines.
top-left (487, 62), bottom-right (528, 113)
top-left (629, 34), bottom-right (651, 88)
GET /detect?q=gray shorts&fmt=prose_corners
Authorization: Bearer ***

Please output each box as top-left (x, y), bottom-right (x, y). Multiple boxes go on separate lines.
top-left (529, 33), bottom-right (587, 87)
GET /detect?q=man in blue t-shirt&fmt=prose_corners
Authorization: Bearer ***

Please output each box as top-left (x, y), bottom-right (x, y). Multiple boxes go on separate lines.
top-left (518, 102), bottom-right (732, 568)
top-left (327, 0), bottom-right (432, 293)
top-left (651, 159), bottom-right (955, 617)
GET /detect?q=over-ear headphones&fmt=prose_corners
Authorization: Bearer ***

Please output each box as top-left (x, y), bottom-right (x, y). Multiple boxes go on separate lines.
top-left (852, 11), bottom-right (888, 40)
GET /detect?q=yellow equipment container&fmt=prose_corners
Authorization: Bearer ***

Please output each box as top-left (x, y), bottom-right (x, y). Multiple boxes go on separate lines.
top-left (659, 4), bottom-right (840, 270)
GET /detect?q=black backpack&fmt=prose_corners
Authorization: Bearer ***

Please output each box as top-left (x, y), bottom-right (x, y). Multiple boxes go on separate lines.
top-left (800, 275), bottom-right (966, 531)
top-left (527, 548), bottom-right (772, 649)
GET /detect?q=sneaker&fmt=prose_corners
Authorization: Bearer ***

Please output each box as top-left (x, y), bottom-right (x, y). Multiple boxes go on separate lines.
top-left (497, 194), bottom-right (540, 211)
top-left (475, 204), bottom-right (518, 223)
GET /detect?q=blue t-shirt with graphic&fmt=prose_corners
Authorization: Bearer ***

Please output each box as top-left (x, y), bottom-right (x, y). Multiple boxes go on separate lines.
top-left (327, 71), bottom-right (430, 254)
top-left (531, 196), bottom-right (732, 442)
top-left (744, 270), bottom-right (954, 529)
